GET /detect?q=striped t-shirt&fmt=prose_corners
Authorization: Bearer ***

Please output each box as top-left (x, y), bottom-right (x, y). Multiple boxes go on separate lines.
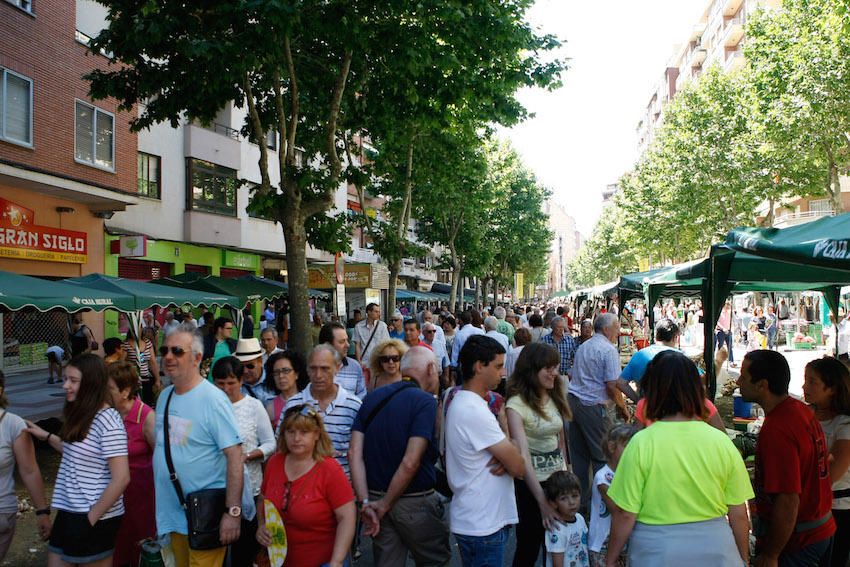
top-left (123, 339), bottom-right (156, 379)
top-left (52, 408), bottom-right (128, 518)
top-left (281, 385), bottom-right (361, 476)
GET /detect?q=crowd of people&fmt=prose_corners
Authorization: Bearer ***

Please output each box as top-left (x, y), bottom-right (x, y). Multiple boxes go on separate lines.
top-left (0, 299), bottom-right (848, 567)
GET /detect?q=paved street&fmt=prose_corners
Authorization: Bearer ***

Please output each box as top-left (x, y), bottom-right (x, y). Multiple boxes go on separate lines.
top-left (5, 367), bottom-right (67, 422)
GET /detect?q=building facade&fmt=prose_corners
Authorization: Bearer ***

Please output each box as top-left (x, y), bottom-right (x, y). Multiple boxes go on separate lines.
top-left (544, 200), bottom-right (580, 294)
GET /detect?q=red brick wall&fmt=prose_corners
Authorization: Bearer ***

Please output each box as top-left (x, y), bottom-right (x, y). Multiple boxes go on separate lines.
top-left (0, 0), bottom-right (137, 194)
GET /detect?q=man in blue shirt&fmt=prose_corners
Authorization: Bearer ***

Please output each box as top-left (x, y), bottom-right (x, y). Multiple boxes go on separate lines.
top-left (349, 347), bottom-right (451, 566)
top-left (542, 316), bottom-right (578, 376)
top-left (617, 318), bottom-right (681, 402)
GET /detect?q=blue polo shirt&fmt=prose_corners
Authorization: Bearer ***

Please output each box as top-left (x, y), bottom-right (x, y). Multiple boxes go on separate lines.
top-left (353, 380), bottom-right (438, 493)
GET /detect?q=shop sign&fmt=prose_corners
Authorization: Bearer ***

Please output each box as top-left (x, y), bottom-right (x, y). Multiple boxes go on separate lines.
top-left (222, 250), bottom-right (260, 270)
top-left (119, 235), bottom-right (147, 257)
top-left (336, 283), bottom-right (346, 317)
top-left (309, 263), bottom-right (371, 288)
top-left (0, 198), bottom-right (88, 264)
top-left (365, 288), bottom-right (381, 306)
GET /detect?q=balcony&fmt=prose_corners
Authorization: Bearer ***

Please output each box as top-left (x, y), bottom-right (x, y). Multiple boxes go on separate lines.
top-left (689, 22), bottom-right (707, 42)
top-left (688, 46), bottom-right (707, 68)
top-left (183, 209), bottom-right (242, 248)
top-left (773, 210), bottom-right (835, 229)
top-left (722, 15), bottom-right (745, 47)
top-left (722, 0), bottom-right (744, 17)
top-left (724, 46), bottom-right (745, 72)
top-left (345, 247), bottom-right (380, 264)
top-left (184, 123), bottom-right (242, 171)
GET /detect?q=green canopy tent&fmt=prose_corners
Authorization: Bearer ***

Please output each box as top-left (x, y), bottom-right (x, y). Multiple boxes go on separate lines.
top-left (235, 275), bottom-right (329, 300)
top-left (617, 267), bottom-right (670, 314)
top-left (0, 270), bottom-right (134, 313)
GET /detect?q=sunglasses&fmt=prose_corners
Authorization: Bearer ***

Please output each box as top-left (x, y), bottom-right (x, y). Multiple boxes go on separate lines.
top-left (159, 346), bottom-right (187, 357)
top-left (379, 355), bottom-right (400, 364)
top-left (424, 330), bottom-right (436, 334)
top-left (244, 363), bottom-right (257, 370)
top-left (284, 404), bottom-right (319, 421)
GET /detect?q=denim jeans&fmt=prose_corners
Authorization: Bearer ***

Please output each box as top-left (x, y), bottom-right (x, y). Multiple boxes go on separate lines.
top-left (778, 536), bottom-right (832, 567)
top-left (455, 526), bottom-right (509, 567)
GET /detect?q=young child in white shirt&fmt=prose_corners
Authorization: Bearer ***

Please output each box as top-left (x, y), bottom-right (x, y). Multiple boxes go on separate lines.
top-left (588, 424), bottom-right (639, 567)
top-left (544, 471), bottom-right (589, 567)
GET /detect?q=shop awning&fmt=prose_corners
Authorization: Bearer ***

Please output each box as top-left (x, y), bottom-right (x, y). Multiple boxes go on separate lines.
top-left (236, 275), bottom-right (329, 300)
top-left (65, 274), bottom-right (239, 310)
top-left (0, 270), bottom-right (135, 313)
top-left (154, 273), bottom-right (288, 307)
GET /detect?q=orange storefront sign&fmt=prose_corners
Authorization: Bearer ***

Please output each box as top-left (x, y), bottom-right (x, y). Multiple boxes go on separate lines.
top-left (0, 198), bottom-right (88, 264)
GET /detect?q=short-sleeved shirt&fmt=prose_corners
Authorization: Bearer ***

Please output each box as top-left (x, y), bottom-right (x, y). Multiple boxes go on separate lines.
top-left (545, 514), bottom-right (589, 567)
top-left (569, 334), bottom-right (620, 406)
top-left (53, 408), bottom-right (129, 519)
top-left (821, 414), bottom-right (850, 510)
top-left (123, 339), bottom-right (156, 379)
top-left (496, 320), bottom-right (515, 344)
top-left (262, 454), bottom-right (353, 567)
top-left (755, 397), bottom-right (836, 552)
top-left (542, 333), bottom-right (578, 376)
top-left (619, 345), bottom-right (676, 383)
top-left (589, 465), bottom-right (614, 552)
top-left (352, 380), bottom-right (438, 493)
top-left (0, 411), bottom-right (27, 513)
top-left (445, 390), bottom-right (517, 536)
top-left (634, 398), bottom-right (718, 427)
top-left (352, 320), bottom-right (390, 366)
top-left (485, 330), bottom-right (510, 352)
top-left (505, 396), bottom-right (565, 481)
top-left (607, 421), bottom-right (753, 525)
top-left (450, 324), bottom-right (485, 368)
top-left (154, 381), bottom-right (242, 535)
top-left (336, 357), bottom-right (367, 400)
top-left (283, 385), bottom-right (361, 476)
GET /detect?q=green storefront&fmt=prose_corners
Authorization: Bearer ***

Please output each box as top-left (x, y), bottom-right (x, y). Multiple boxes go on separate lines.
top-left (103, 233), bottom-right (264, 338)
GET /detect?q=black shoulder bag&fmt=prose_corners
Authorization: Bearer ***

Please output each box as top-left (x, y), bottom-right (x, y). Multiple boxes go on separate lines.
top-left (163, 388), bottom-right (227, 550)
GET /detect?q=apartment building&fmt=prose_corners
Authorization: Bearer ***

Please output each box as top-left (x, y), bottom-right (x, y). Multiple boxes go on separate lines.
top-left (636, 0), bottom-right (781, 155)
top-left (545, 200), bottom-right (581, 294)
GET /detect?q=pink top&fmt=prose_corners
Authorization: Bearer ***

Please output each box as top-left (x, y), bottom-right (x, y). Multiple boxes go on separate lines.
top-left (272, 396), bottom-right (286, 431)
top-left (716, 309), bottom-right (732, 332)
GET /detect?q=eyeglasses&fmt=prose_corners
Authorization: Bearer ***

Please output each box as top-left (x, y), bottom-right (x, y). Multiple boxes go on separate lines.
top-left (159, 346), bottom-right (187, 357)
top-left (379, 355), bottom-right (400, 364)
top-left (272, 368), bottom-right (294, 377)
top-left (424, 330), bottom-right (436, 334)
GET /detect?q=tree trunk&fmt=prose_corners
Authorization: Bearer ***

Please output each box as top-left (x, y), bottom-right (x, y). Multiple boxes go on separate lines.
top-left (283, 210), bottom-right (312, 356)
top-left (387, 259), bottom-right (401, 321)
top-left (764, 196), bottom-right (775, 227)
top-left (474, 277), bottom-right (481, 309)
top-left (449, 254), bottom-right (460, 313)
top-left (830, 161), bottom-right (845, 213)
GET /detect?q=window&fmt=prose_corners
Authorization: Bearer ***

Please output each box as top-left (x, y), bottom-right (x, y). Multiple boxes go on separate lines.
top-left (187, 158), bottom-right (239, 215)
top-left (0, 69), bottom-right (33, 146)
top-left (137, 152), bottom-right (161, 198)
top-left (75, 100), bottom-right (114, 170)
top-left (5, 0), bottom-right (31, 13)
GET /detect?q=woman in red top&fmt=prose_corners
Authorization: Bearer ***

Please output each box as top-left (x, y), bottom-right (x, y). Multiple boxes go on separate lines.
top-left (258, 404), bottom-right (356, 567)
top-left (106, 361), bottom-right (155, 567)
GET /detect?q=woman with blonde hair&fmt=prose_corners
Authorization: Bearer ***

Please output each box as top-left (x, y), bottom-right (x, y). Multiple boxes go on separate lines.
top-left (257, 405), bottom-right (356, 567)
top-left (367, 339), bottom-right (409, 392)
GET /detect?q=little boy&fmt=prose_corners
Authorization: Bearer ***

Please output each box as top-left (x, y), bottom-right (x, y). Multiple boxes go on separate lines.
top-left (544, 470), bottom-right (589, 567)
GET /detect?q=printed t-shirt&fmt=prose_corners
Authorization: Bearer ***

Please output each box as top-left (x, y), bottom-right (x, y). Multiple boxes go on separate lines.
top-left (210, 340), bottom-right (233, 376)
top-left (588, 465), bottom-right (615, 552)
top-left (619, 345), bottom-right (676, 383)
top-left (755, 397), bottom-right (836, 552)
top-left (261, 454), bottom-right (354, 567)
top-left (53, 408), bottom-right (128, 519)
top-left (0, 412), bottom-right (26, 513)
top-left (445, 389), bottom-right (518, 536)
top-left (608, 421), bottom-right (753, 525)
top-left (154, 381), bottom-right (242, 535)
top-left (352, 381), bottom-right (437, 493)
top-left (634, 398), bottom-right (718, 427)
top-left (545, 514), bottom-right (589, 567)
top-left (821, 414), bottom-right (850, 510)
top-left (505, 396), bottom-right (565, 481)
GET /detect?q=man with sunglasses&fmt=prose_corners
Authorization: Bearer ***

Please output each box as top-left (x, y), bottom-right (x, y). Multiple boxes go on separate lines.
top-left (349, 346), bottom-right (451, 566)
top-left (422, 322), bottom-right (450, 387)
top-left (154, 324), bottom-right (244, 567)
top-left (234, 338), bottom-right (277, 406)
top-left (283, 345), bottom-right (362, 477)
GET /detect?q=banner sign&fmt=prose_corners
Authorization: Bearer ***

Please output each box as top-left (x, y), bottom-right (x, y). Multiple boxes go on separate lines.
top-left (0, 198), bottom-right (88, 263)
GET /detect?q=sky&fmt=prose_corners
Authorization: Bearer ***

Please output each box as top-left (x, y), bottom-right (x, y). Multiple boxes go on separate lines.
top-left (504, 0), bottom-right (706, 236)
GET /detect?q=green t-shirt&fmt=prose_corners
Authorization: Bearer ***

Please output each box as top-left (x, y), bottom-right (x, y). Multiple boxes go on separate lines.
top-left (505, 395), bottom-right (565, 481)
top-left (607, 421), bottom-right (753, 525)
top-left (209, 340), bottom-right (233, 381)
top-left (497, 320), bottom-right (515, 344)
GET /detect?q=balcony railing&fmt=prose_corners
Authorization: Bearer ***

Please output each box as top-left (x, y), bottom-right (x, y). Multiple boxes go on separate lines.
top-left (773, 210), bottom-right (835, 228)
top-left (211, 122), bottom-right (241, 140)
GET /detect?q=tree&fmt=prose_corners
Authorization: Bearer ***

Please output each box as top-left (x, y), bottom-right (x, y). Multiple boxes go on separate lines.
top-left (746, 0), bottom-right (850, 212)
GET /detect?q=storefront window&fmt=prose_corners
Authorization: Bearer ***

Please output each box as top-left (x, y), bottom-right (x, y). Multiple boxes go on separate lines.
top-left (187, 158), bottom-right (239, 215)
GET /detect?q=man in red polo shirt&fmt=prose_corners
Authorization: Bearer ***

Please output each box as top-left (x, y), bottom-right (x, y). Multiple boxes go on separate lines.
top-left (739, 350), bottom-right (835, 567)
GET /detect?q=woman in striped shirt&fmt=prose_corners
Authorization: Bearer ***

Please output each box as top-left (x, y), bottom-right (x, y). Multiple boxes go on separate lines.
top-left (27, 354), bottom-right (130, 567)
top-left (122, 326), bottom-right (161, 406)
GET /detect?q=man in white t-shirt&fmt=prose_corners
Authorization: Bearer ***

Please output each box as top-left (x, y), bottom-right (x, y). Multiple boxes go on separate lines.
top-left (445, 334), bottom-right (525, 567)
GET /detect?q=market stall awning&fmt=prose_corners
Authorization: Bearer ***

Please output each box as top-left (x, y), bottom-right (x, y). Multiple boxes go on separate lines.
top-left (236, 275), bottom-right (328, 300)
top-left (726, 213), bottom-right (850, 271)
top-left (66, 274), bottom-right (239, 310)
top-left (0, 271), bottom-right (135, 313)
top-left (154, 273), bottom-right (287, 307)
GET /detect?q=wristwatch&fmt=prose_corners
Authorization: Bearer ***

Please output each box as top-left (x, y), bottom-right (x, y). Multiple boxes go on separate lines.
top-left (228, 505), bottom-right (242, 518)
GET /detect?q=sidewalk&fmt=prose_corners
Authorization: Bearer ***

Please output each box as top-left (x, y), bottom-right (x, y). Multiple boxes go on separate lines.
top-left (4, 367), bottom-right (66, 421)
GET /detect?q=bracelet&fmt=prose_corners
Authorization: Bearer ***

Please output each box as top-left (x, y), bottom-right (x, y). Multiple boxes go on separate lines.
top-left (45, 433), bottom-right (52, 443)
top-left (35, 507), bottom-right (50, 516)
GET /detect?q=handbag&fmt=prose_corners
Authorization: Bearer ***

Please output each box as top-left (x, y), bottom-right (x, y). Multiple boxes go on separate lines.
top-left (162, 389), bottom-right (227, 550)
